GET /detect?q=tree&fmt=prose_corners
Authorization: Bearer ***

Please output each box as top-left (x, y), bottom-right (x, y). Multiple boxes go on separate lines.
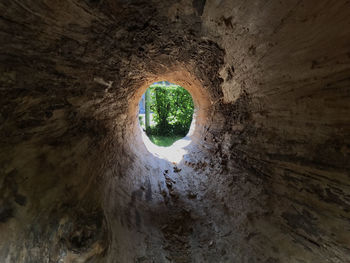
top-left (145, 88), bottom-right (151, 134)
top-left (148, 85), bottom-right (194, 136)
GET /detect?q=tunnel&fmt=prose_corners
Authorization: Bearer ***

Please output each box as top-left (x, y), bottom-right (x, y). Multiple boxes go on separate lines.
top-left (0, 0), bottom-right (350, 262)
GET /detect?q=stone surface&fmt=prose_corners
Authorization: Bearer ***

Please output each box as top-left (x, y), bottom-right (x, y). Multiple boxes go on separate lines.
top-left (0, 0), bottom-right (350, 262)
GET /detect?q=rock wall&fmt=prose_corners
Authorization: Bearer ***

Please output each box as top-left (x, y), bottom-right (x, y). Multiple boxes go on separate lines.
top-left (202, 1), bottom-right (350, 262)
top-left (0, 0), bottom-right (349, 262)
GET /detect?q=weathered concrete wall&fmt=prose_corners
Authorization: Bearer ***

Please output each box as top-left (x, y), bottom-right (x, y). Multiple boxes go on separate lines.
top-left (0, 0), bottom-right (349, 262)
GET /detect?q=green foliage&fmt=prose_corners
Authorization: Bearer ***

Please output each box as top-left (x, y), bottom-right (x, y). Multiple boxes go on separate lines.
top-left (148, 85), bottom-right (194, 136)
top-left (148, 134), bottom-right (184, 147)
top-left (138, 115), bottom-right (144, 127)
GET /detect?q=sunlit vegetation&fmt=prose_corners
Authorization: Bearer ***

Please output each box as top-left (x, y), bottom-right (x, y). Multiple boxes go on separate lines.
top-left (139, 81), bottom-right (194, 146)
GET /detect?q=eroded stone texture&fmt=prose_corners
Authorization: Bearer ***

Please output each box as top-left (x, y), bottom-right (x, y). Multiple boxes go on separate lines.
top-left (0, 0), bottom-right (349, 262)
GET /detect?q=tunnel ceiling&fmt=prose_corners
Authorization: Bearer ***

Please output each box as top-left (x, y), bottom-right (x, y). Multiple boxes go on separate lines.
top-left (0, 0), bottom-right (350, 262)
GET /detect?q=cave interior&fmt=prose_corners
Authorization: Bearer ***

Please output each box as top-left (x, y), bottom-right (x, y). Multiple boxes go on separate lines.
top-left (0, 0), bottom-right (350, 262)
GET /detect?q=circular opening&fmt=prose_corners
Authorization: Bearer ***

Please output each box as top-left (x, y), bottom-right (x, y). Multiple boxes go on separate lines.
top-left (129, 69), bottom-right (210, 163)
top-left (138, 81), bottom-right (194, 147)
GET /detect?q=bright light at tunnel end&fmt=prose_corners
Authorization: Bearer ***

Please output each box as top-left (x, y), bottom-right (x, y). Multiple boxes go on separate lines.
top-left (140, 128), bottom-right (192, 163)
top-left (137, 80), bottom-right (196, 163)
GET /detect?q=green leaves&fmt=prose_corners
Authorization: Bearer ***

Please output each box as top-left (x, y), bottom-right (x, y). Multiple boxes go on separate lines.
top-left (148, 85), bottom-right (194, 136)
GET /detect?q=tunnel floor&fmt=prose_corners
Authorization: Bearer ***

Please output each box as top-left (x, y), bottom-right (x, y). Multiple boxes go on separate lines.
top-left (127, 142), bottom-right (235, 262)
top-left (106, 132), bottom-right (265, 263)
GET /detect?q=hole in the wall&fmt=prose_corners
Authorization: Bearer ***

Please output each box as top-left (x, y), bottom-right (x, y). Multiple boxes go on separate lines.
top-left (129, 69), bottom-right (211, 164)
top-left (138, 81), bottom-right (195, 163)
top-left (138, 81), bottom-right (194, 147)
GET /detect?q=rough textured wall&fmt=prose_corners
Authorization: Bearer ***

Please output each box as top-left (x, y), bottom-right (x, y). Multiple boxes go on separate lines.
top-left (0, 0), bottom-right (349, 262)
top-left (202, 1), bottom-right (350, 262)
